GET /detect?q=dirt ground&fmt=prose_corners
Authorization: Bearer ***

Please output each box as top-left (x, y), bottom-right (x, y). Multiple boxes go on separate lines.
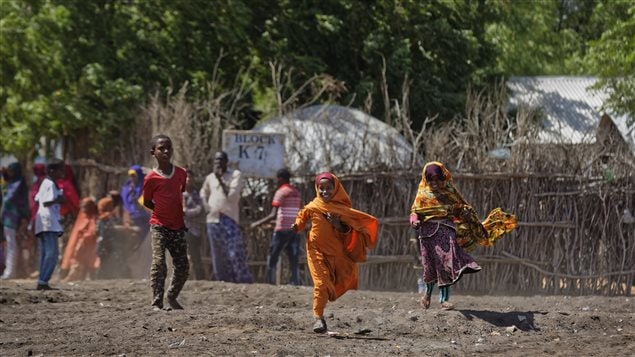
top-left (0, 279), bottom-right (633, 356)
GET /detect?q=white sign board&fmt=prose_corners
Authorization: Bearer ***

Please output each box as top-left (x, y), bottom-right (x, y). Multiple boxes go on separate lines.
top-left (222, 130), bottom-right (286, 178)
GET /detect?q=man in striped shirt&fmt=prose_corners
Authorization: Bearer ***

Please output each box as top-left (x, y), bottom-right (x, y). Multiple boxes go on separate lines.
top-left (250, 168), bottom-right (302, 285)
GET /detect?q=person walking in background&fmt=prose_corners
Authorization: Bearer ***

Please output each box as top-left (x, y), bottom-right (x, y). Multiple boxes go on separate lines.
top-left (1, 162), bottom-right (30, 279)
top-left (143, 134), bottom-right (189, 310)
top-left (183, 169), bottom-right (206, 280)
top-left (33, 159), bottom-right (66, 290)
top-left (409, 161), bottom-right (517, 311)
top-left (95, 190), bottom-right (127, 278)
top-left (55, 165), bottom-right (80, 279)
top-left (121, 165), bottom-right (150, 248)
top-left (57, 164), bottom-right (80, 221)
top-left (61, 197), bottom-right (99, 281)
top-left (200, 151), bottom-right (253, 283)
top-left (292, 172), bottom-right (378, 333)
top-left (20, 163), bottom-right (48, 278)
top-left (250, 168), bottom-right (302, 285)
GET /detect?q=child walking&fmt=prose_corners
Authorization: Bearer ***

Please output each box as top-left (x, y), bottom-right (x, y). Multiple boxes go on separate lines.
top-left (33, 159), bottom-right (66, 290)
top-left (142, 134), bottom-right (189, 310)
top-left (292, 172), bottom-right (378, 333)
top-left (410, 161), bottom-right (517, 310)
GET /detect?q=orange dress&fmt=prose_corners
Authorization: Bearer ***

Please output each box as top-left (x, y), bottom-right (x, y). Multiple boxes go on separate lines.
top-left (294, 173), bottom-right (378, 318)
top-left (61, 198), bottom-right (100, 281)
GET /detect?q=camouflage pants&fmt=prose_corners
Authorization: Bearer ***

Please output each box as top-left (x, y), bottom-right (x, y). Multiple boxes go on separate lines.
top-left (150, 225), bottom-right (189, 306)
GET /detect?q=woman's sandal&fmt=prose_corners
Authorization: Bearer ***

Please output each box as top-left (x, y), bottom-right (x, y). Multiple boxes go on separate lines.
top-left (441, 301), bottom-right (454, 310)
top-left (421, 295), bottom-right (431, 309)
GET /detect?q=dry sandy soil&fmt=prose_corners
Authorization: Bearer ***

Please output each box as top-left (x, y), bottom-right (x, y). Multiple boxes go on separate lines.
top-left (0, 279), bottom-right (633, 356)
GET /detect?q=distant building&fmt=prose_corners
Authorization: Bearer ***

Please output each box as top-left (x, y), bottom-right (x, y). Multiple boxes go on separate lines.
top-left (508, 76), bottom-right (634, 157)
top-left (251, 105), bottom-right (421, 174)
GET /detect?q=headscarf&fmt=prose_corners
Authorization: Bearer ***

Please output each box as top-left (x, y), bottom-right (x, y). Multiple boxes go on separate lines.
top-left (57, 164), bottom-right (80, 217)
top-left (121, 165), bottom-right (146, 219)
top-left (411, 162), bottom-right (465, 220)
top-left (314, 172), bottom-right (351, 207)
top-left (301, 172), bottom-right (377, 262)
top-left (5, 162), bottom-right (23, 183)
top-left (98, 190), bottom-right (121, 221)
top-left (411, 161), bottom-right (517, 252)
top-left (2, 162), bottom-right (30, 229)
top-left (424, 164), bottom-right (445, 181)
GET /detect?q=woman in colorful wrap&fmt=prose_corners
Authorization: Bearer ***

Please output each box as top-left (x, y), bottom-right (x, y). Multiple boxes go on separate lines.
top-left (410, 162), bottom-right (517, 310)
top-left (1, 162), bottom-right (30, 279)
top-left (292, 172), bottom-right (378, 333)
top-left (61, 197), bottom-right (100, 281)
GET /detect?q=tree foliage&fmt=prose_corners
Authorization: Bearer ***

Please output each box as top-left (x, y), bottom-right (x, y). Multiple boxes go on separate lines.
top-left (0, 0), bottom-right (253, 158)
top-left (584, 0), bottom-right (635, 121)
top-left (1, 0), bottom-right (633, 160)
top-left (486, 0), bottom-right (635, 121)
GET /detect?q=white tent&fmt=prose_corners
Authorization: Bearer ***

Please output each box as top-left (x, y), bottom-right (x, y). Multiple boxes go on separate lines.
top-left (251, 105), bottom-right (417, 174)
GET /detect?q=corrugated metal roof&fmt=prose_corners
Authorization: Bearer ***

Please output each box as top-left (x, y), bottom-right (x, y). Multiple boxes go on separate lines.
top-left (508, 76), bottom-right (634, 154)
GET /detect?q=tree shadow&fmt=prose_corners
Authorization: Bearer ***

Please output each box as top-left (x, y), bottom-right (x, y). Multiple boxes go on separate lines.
top-left (458, 309), bottom-right (548, 332)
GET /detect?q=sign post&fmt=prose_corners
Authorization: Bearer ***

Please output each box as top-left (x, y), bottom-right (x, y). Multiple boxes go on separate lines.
top-left (222, 130), bottom-right (286, 178)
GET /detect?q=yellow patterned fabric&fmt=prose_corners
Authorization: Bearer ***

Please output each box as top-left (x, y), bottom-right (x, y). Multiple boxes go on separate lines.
top-left (410, 161), bottom-right (517, 252)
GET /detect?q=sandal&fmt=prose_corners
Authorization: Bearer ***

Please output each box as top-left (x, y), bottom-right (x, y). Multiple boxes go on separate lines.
top-left (420, 295), bottom-right (431, 309)
top-left (441, 301), bottom-right (454, 310)
top-left (313, 317), bottom-right (327, 333)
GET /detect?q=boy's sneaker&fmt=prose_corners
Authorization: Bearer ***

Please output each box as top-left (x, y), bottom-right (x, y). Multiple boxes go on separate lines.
top-left (151, 296), bottom-right (163, 310)
top-left (167, 296), bottom-right (183, 310)
top-left (36, 284), bottom-right (57, 291)
top-left (313, 317), bottom-right (327, 333)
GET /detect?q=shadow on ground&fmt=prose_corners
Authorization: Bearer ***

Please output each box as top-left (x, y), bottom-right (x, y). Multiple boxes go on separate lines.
top-left (458, 309), bottom-right (548, 331)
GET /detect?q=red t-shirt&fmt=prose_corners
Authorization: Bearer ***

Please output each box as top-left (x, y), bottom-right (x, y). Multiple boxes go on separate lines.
top-left (272, 183), bottom-right (302, 231)
top-left (142, 166), bottom-right (187, 230)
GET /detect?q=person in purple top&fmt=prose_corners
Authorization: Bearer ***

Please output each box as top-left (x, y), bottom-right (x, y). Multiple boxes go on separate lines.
top-left (121, 165), bottom-right (150, 248)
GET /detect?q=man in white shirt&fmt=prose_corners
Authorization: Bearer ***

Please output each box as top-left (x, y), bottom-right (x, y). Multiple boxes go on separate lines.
top-left (200, 151), bottom-right (253, 283)
top-left (34, 159), bottom-right (66, 290)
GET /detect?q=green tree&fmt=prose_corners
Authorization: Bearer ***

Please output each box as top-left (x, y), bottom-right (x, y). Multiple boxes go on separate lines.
top-left (0, 0), bottom-right (255, 160)
top-left (584, 0), bottom-right (635, 120)
top-left (252, 0), bottom-right (499, 126)
top-left (484, 0), bottom-right (599, 75)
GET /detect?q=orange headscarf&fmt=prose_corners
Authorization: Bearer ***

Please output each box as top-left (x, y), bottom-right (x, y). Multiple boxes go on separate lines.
top-left (98, 190), bottom-right (121, 220)
top-left (297, 173), bottom-right (378, 262)
top-left (411, 161), bottom-right (517, 252)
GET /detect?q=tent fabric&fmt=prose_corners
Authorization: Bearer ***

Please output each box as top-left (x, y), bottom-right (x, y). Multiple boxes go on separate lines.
top-left (252, 105), bottom-right (418, 174)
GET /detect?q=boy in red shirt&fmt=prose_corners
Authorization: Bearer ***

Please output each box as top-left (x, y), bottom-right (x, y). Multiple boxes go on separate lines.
top-left (143, 134), bottom-right (189, 310)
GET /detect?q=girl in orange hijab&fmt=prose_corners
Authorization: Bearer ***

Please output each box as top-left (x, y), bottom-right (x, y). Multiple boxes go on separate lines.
top-left (61, 197), bottom-right (100, 281)
top-left (410, 162), bottom-right (517, 310)
top-left (292, 172), bottom-right (378, 333)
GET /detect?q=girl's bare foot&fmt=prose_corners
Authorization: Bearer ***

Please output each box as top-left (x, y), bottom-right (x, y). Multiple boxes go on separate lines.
top-left (421, 295), bottom-right (430, 309)
top-left (441, 301), bottom-right (454, 310)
